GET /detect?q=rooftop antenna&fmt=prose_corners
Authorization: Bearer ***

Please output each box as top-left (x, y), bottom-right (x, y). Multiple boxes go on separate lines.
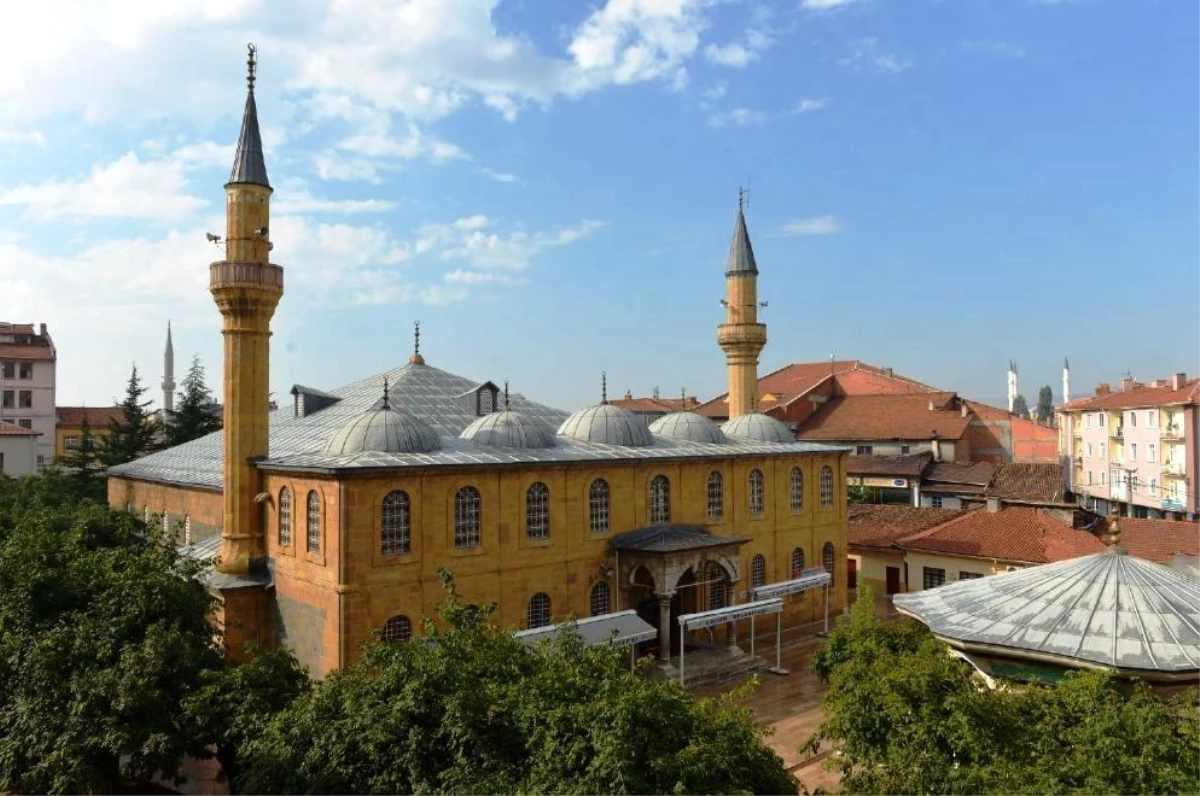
top-left (381, 375), bottom-right (390, 410)
top-left (737, 185), bottom-right (747, 214)
top-left (503, 380), bottom-right (510, 409)
top-left (601, 371), bottom-right (608, 405)
top-left (246, 43), bottom-right (257, 92)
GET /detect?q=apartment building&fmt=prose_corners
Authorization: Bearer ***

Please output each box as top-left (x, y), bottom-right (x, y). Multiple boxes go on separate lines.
top-left (0, 322), bottom-right (57, 469)
top-left (1059, 373), bottom-right (1198, 519)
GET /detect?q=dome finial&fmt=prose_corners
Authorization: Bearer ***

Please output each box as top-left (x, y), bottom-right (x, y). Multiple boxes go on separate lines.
top-left (382, 375), bottom-right (390, 409)
top-left (601, 371), bottom-right (608, 404)
top-left (681, 386), bottom-right (687, 408)
top-left (504, 380), bottom-right (510, 409)
top-left (1107, 509), bottom-right (1122, 548)
top-left (409, 320), bottom-right (425, 365)
top-left (246, 43), bottom-right (257, 92)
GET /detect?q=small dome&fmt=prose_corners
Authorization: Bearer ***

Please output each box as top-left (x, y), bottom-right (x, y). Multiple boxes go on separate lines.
top-left (323, 407), bottom-right (442, 456)
top-left (649, 411), bottom-right (728, 444)
top-left (461, 409), bottom-right (556, 449)
top-left (721, 413), bottom-right (794, 444)
top-left (558, 404), bottom-right (654, 447)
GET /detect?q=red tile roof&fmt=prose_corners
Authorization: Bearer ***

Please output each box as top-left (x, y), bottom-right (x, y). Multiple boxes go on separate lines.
top-left (985, 463), bottom-right (1066, 504)
top-left (795, 393), bottom-right (972, 442)
top-left (1063, 378), bottom-right (1199, 411)
top-left (56, 406), bottom-right (124, 428)
top-left (0, 343), bottom-right (54, 361)
top-left (611, 396), bottom-right (698, 413)
top-left (897, 506), bottom-right (1106, 564)
top-left (925, 461), bottom-right (996, 486)
top-left (0, 323), bottom-right (35, 335)
top-left (846, 452), bottom-right (934, 478)
top-left (1109, 518), bottom-right (1200, 564)
top-left (0, 425), bottom-right (40, 436)
top-left (848, 504), bottom-right (973, 549)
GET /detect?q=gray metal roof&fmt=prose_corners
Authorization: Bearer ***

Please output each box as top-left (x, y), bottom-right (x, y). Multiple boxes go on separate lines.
top-left (721, 413), bottom-right (795, 444)
top-left (610, 524), bottom-right (748, 553)
top-left (558, 403), bottom-right (654, 447)
top-left (228, 89), bottom-right (270, 188)
top-left (514, 610), bottom-right (657, 648)
top-left (323, 407), bottom-right (441, 456)
top-left (177, 535), bottom-right (272, 590)
top-left (893, 548), bottom-right (1200, 678)
top-left (649, 411), bottom-right (728, 444)
top-left (725, 207), bottom-right (758, 276)
top-left (460, 408), bottom-right (556, 449)
top-left (109, 362), bottom-right (844, 488)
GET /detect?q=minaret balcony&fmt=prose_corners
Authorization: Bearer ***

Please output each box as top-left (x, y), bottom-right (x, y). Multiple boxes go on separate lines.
top-left (210, 261), bottom-right (284, 292)
top-left (717, 322), bottom-right (767, 349)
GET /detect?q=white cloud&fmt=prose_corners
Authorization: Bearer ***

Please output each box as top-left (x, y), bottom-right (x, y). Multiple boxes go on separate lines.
top-left (702, 82), bottom-right (727, 102)
top-left (777, 215), bottom-right (840, 236)
top-left (707, 107), bottom-right (767, 128)
top-left (0, 129), bottom-right (45, 146)
top-left (801, 0), bottom-right (856, 8)
top-left (272, 181), bottom-right (397, 216)
top-left (792, 97), bottom-right (828, 114)
top-left (704, 25), bottom-right (774, 69)
top-left (436, 217), bottom-right (605, 270)
top-left (839, 38), bottom-right (910, 74)
top-left (481, 168), bottom-right (517, 183)
top-left (959, 39), bottom-right (1028, 59)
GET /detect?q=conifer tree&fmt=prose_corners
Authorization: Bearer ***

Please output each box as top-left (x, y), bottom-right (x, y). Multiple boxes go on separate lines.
top-left (98, 364), bottom-right (159, 467)
top-left (1011, 393), bottom-right (1031, 419)
top-left (1036, 385), bottom-right (1054, 423)
top-left (165, 356), bottom-right (222, 447)
top-left (59, 408), bottom-right (104, 499)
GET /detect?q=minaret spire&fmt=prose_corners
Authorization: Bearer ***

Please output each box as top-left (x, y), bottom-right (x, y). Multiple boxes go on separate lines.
top-left (409, 320), bottom-right (425, 365)
top-left (162, 321), bottom-right (176, 414)
top-left (717, 189), bottom-right (767, 418)
top-left (227, 43), bottom-right (270, 190)
top-left (1062, 357), bottom-right (1071, 404)
top-left (601, 371), bottom-right (608, 404)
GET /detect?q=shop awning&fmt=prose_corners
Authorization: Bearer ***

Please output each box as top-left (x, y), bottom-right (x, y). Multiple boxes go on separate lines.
top-left (514, 610), bottom-right (657, 648)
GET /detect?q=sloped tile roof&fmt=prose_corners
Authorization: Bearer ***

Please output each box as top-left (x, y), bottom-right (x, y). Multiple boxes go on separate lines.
top-left (848, 504), bottom-right (973, 549)
top-left (1110, 518), bottom-right (1200, 564)
top-left (0, 343), bottom-right (54, 361)
top-left (610, 524), bottom-right (748, 553)
top-left (0, 425), bottom-right (40, 436)
top-left (56, 406), bottom-right (124, 428)
top-left (845, 452), bottom-right (933, 478)
top-left (985, 463), bottom-right (1065, 504)
top-left (795, 393), bottom-right (971, 442)
top-left (925, 461), bottom-right (997, 486)
top-left (896, 506), bottom-right (1106, 564)
top-left (1063, 379), bottom-right (1199, 411)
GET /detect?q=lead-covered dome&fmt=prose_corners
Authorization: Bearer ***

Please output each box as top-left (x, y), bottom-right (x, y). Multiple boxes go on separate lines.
top-left (323, 406), bottom-right (442, 456)
top-left (558, 404), bottom-right (654, 447)
top-left (461, 408), bottom-right (556, 449)
top-left (649, 411), bottom-right (727, 444)
top-left (721, 412), bottom-right (794, 444)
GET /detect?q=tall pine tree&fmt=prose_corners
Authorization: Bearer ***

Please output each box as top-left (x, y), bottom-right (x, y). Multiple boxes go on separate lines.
top-left (1036, 385), bottom-right (1054, 423)
top-left (59, 408), bottom-right (104, 499)
top-left (99, 365), bottom-right (159, 467)
top-left (165, 356), bottom-right (222, 447)
top-left (1011, 393), bottom-right (1031, 420)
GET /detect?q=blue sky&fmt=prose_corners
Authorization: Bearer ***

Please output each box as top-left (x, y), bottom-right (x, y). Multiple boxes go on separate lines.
top-left (0, 0), bottom-right (1195, 413)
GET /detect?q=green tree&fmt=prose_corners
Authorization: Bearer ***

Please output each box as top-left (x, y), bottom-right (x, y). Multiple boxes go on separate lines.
top-left (807, 587), bottom-right (1200, 795)
top-left (98, 363), bottom-right (159, 466)
top-left (0, 473), bottom-right (222, 794)
top-left (165, 355), bottom-right (223, 447)
top-left (1011, 393), bottom-right (1031, 419)
top-left (238, 570), bottom-right (797, 795)
top-left (1036, 385), bottom-right (1054, 423)
top-left (57, 407), bottom-right (104, 501)
top-left (847, 484), bottom-right (876, 504)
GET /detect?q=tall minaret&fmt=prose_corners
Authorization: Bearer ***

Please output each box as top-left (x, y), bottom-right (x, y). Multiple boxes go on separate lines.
top-left (1062, 357), bottom-right (1071, 404)
top-left (717, 189), bottom-right (767, 418)
top-left (162, 321), bottom-right (176, 414)
top-left (210, 44), bottom-right (282, 575)
top-left (1007, 359), bottom-right (1019, 413)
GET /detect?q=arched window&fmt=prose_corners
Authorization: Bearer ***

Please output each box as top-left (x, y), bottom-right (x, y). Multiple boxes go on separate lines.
top-left (454, 486), bottom-right (482, 548)
top-left (820, 465), bottom-right (834, 508)
top-left (707, 562), bottom-right (727, 610)
top-left (527, 592), bottom-right (551, 629)
top-left (382, 615), bottom-right (412, 643)
top-left (791, 547), bottom-right (806, 578)
top-left (526, 482), bottom-right (550, 540)
top-left (306, 491), bottom-right (321, 553)
top-left (822, 542), bottom-right (836, 585)
top-left (278, 487), bottom-right (292, 546)
top-left (748, 468), bottom-right (765, 516)
top-left (589, 479), bottom-right (610, 534)
top-left (649, 475), bottom-right (671, 524)
top-left (381, 490), bottom-right (411, 556)
top-left (707, 471), bottom-right (724, 520)
top-left (590, 582), bottom-right (610, 617)
top-left (751, 553), bottom-right (767, 589)
top-left (789, 467), bottom-right (804, 511)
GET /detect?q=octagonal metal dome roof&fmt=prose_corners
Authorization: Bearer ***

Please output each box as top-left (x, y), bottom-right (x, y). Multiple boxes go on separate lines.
top-left (649, 411), bottom-right (728, 444)
top-left (461, 408), bottom-right (556, 449)
top-left (720, 412), bottom-right (794, 444)
top-left (558, 403), bottom-right (653, 447)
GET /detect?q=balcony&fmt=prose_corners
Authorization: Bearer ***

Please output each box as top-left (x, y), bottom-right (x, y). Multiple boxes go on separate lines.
top-left (1162, 461), bottom-right (1186, 478)
top-left (210, 261), bottom-right (284, 291)
top-left (1109, 426), bottom-right (1123, 440)
top-left (1161, 426), bottom-right (1184, 441)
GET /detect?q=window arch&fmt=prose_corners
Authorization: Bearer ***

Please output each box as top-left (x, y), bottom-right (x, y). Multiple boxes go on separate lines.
top-left (382, 490), bottom-right (411, 556)
top-left (306, 490), bottom-right (321, 553)
top-left (526, 482), bottom-right (550, 540)
top-left (589, 479), bottom-right (610, 534)
top-left (751, 553), bottom-right (767, 589)
top-left (707, 471), bottom-right (724, 520)
top-left (822, 542), bottom-right (836, 584)
top-left (791, 547), bottom-right (806, 578)
top-left (278, 487), bottom-right (292, 546)
top-left (527, 592), bottom-right (551, 629)
top-left (590, 582), bottom-right (611, 617)
top-left (748, 468), bottom-right (765, 516)
top-left (789, 467), bottom-right (804, 511)
top-left (707, 561), bottom-right (727, 610)
top-left (454, 486), bottom-right (482, 548)
top-left (382, 615), bottom-right (412, 644)
top-left (649, 475), bottom-right (671, 524)
top-left (820, 465), bottom-right (834, 508)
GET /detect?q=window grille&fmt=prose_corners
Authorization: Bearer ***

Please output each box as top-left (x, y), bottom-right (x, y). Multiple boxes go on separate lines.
top-left (382, 490), bottom-right (411, 555)
top-left (588, 479), bottom-right (610, 534)
top-left (649, 475), bottom-right (671, 524)
top-left (789, 467), bottom-right (804, 511)
top-left (706, 471), bottom-right (723, 520)
top-left (526, 482), bottom-right (550, 540)
top-left (589, 582), bottom-right (610, 617)
top-left (278, 487), bottom-right (291, 546)
top-left (454, 487), bottom-right (482, 548)
top-left (820, 465), bottom-right (834, 508)
top-left (527, 592), bottom-right (551, 629)
top-left (306, 491), bottom-right (321, 553)
top-left (751, 554), bottom-right (766, 588)
top-left (748, 468), bottom-right (765, 516)
top-left (382, 615), bottom-right (412, 643)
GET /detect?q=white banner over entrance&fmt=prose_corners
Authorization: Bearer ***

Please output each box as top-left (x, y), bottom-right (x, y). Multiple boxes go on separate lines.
top-left (750, 567), bottom-right (832, 600)
top-left (677, 597), bottom-right (784, 632)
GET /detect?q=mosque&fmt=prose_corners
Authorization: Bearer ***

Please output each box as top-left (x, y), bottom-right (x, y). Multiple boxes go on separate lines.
top-left (107, 48), bottom-right (849, 677)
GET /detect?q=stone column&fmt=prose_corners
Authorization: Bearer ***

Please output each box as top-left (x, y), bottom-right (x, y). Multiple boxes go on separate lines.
top-left (656, 592), bottom-right (673, 665)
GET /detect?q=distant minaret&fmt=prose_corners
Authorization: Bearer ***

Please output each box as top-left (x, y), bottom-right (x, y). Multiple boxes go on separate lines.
top-left (717, 188), bottom-right (767, 418)
top-left (1062, 357), bottom-right (1071, 404)
top-left (1007, 359), bottom-right (1019, 413)
top-left (162, 321), bottom-right (176, 414)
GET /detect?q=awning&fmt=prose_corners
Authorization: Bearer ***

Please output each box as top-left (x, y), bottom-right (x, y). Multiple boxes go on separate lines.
top-left (678, 597), bottom-right (784, 632)
top-left (514, 610), bottom-right (657, 648)
top-left (750, 567), bottom-right (832, 600)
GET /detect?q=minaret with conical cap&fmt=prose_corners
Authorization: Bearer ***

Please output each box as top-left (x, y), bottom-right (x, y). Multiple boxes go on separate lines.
top-left (1062, 357), bottom-right (1071, 404)
top-left (717, 189), bottom-right (767, 418)
top-left (162, 321), bottom-right (176, 414)
top-left (210, 44), bottom-right (282, 575)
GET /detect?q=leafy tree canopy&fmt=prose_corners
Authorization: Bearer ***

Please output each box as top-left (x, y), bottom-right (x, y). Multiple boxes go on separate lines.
top-left (98, 363), bottom-right (160, 466)
top-left (238, 570), bottom-right (797, 796)
top-left (1036, 385), bottom-right (1055, 423)
top-left (1011, 393), bottom-right (1031, 420)
top-left (165, 355), bottom-right (223, 448)
top-left (808, 587), bottom-right (1200, 795)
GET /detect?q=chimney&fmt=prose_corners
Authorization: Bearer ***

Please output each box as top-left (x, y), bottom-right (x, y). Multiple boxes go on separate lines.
top-left (987, 496), bottom-right (1001, 513)
top-left (1173, 372), bottom-right (1186, 390)
top-left (961, 403), bottom-right (969, 418)
top-left (928, 400), bottom-right (935, 412)
top-left (39, 322), bottom-right (47, 336)
top-left (930, 431), bottom-right (942, 462)
top-left (885, 367), bottom-right (893, 377)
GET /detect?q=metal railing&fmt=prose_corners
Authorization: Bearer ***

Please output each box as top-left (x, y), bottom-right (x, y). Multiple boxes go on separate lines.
top-left (210, 261), bottom-right (284, 290)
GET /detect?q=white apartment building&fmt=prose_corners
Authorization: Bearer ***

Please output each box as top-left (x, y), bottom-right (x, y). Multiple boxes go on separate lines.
top-left (0, 322), bottom-right (57, 469)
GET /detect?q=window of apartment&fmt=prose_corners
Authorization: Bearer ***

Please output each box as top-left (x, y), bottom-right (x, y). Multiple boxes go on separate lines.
top-left (17, 363), bottom-right (32, 379)
top-left (381, 490), bottom-right (411, 555)
top-left (1099, 413), bottom-right (1106, 427)
top-left (1148, 444), bottom-right (1156, 463)
top-left (589, 479), bottom-right (610, 534)
top-left (18, 391), bottom-right (31, 408)
top-left (1148, 411), bottom-right (1155, 427)
top-left (958, 572), bottom-right (984, 580)
top-left (1085, 414), bottom-right (1091, 428)
top-left (1130, 443), bottom-right (1137, 461)
top-left (1101, 470), bottom-right (1106, 485)
top-left (1086, 442), bottom-right (1093, 457)
top-left (1150, 478), bottom-right (1158, 497)
top-left (1100, 442), bottom-right (1106, 458)
top-left (922, 567), bottom-right (947, 590)
top-left (0, 362), bottom-right (12, 379)
top-left (706, 472), bottom-right (724, 520)
top-left (855, 445), bottom-right (873, 455)
top-left (931, 495), bottom-right (944, 508)
top-left (1129, 412), bottom-right (1137, 427)
top-left (18, 419), bottom-right (31, 429)
top-left (454, 487), bottom-right (482, 548)
top-left (1087, 471), bottom-right (1093, 485)
top-left (64, 435), bottom-right (80, 450)
top-left (2, 390), bottom-right (14, 408)
top-left (748, 468), bottom-right (765, 516)
top-left (900, 445), bottom-right (911, 454)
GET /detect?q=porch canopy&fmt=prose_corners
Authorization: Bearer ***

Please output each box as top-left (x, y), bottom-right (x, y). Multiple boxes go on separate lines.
top-left (751, 566), bottom-right (833, 633)
top-left (514, 610), bottom-right (657, 649)
top-left (677, 597), bottom-right (785, 683)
